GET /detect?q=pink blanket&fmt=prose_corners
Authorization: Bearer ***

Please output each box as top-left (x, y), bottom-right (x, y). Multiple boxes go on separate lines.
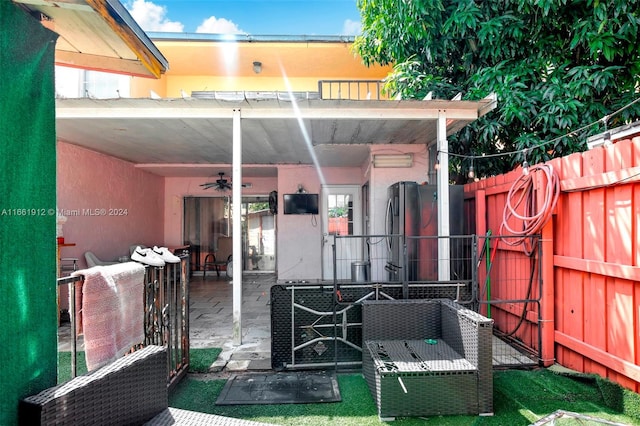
top-left (72, 262), bottom-right (146, 370)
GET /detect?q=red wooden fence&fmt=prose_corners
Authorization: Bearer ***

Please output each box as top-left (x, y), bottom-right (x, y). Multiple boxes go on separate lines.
top-left (465, 133), bottom-right (640, 392)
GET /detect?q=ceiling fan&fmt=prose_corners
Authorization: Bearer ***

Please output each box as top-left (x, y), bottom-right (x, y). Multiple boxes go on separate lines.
top-left (200, 172), bottom-right (232, 191)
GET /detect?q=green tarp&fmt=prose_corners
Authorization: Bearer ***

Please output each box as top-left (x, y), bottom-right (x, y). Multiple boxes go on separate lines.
top-left (0, 2), bottom-right (58, 424)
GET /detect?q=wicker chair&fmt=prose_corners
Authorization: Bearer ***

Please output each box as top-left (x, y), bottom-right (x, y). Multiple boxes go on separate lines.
top-left (19, 345), bottom-right (274, 426)
top-left (361, 299), bottom-right (494, 420)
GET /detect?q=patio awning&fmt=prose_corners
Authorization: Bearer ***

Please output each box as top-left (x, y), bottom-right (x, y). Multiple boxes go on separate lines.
top-left (55, 95), bottom-right (497, 176)
top-left (13, 0), bottom-right (168, 78)
top-left (56, 93), bottom-right (497, 345)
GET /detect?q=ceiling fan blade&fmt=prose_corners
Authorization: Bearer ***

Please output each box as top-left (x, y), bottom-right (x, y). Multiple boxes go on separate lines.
top-left (202, 172), bottom-right (233, 191)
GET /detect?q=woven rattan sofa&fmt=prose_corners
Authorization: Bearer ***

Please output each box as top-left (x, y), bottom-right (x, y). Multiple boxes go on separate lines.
top-left (361, 299), bottom-right (494, 420)
top-left (19, 345), bottom-right (273, 426)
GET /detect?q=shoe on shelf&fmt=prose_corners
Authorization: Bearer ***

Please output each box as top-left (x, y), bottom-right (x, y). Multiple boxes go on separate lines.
top-left (131, 246), bottom-right (165, 267)
top-left (153, 246), bottom-right (181, 264)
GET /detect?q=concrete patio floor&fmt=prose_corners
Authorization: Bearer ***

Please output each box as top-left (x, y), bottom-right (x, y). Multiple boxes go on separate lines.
top-left (189, 272), bottom-right (275, 373)
top-left (57, 271), bottom-right (277, 375)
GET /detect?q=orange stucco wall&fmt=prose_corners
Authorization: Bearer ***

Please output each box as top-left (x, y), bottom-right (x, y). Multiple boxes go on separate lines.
top-left (131, 39), bottom-right (393, 98)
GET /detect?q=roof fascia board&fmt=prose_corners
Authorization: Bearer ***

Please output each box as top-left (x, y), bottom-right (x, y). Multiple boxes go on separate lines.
top-left (55, 50), bottom-right (161, 78)
top-left (14, 0), bottom-right (168, 78)
top-left (55, 99), bottom-right (492, 121)
top-left (86, 0), bottom-right (168, 78)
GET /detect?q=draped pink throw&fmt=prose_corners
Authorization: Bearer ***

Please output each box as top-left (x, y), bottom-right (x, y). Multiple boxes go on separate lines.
top-left (72, 262), bottom-right (146, 370)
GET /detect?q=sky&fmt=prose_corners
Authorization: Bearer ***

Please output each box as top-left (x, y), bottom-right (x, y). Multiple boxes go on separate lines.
top-left (123, 0), bottom-right (363, 36)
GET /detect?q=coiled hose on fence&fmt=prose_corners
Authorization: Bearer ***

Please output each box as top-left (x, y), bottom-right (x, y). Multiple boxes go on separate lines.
top-left (500, 163), bottom-right (560, 255)
top-left (485, 163), bottom-right (560, 335)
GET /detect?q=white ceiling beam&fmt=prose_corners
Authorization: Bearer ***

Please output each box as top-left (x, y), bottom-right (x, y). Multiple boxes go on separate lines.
top-left (56, 105), bottom-right (484, 121)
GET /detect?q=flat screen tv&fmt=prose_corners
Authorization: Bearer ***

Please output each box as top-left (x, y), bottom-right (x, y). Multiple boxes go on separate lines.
top-left (283, 193), bottom-right (319, 215)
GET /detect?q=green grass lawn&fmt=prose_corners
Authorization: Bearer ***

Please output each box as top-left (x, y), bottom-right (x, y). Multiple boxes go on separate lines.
top-left (168, 369), bottom-right (640, 425)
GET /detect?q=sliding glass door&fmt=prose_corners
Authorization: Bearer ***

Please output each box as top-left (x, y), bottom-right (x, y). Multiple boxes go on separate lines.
top-left (183, 197), bottom-right (230, 272)
top-left (242, 197), bottom-right (275, 272)
top-left (183, 196), bottom-right (275, 273)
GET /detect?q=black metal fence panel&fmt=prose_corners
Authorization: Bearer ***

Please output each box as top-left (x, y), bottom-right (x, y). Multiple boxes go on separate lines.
top-left (271, 234), bottom-right (540, 370)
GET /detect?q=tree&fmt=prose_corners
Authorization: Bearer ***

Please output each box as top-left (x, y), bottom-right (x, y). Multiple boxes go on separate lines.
top-left (354, 0), bottom-right (640, 178)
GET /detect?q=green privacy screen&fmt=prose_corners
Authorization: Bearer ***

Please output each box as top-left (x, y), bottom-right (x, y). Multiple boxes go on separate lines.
top-left (0, 2), bottom-right (58, 424)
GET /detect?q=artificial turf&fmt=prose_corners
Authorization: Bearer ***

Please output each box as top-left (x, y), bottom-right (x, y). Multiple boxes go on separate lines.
top-left (168, 369), bottom-right (640, 425)
top-left (57, 351), bottom-right (88, 383)
top-left (57, 347), bottom-right (222, 383)
top-left (188, 347), bottom-right (223, 373)
top-left (57, 348), bottom-right (640, 425)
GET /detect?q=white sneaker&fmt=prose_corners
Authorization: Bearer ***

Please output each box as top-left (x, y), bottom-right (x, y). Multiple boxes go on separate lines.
top-left (131, 246), bottom-right (165, 267)
top-left (153, 246), bottom-right (181, 264)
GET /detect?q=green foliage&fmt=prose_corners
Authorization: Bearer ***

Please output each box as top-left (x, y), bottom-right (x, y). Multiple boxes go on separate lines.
top-left (248, 202), bottom-right (269, 213)
top-left (328, 206), bottom-right (348, 218)
top-left (354, 0), bottom-right (640, 176)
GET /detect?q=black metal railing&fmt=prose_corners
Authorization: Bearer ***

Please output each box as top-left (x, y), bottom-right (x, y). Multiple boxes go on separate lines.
top-left (57, 255), bottom-right (190, 387)
top-left (318, 80), bottom-right (387, 100)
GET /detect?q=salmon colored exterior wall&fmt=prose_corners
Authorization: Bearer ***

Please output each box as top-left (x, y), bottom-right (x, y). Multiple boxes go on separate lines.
top-left (465, 135), bottom-right (640, 392)
top-left (163, 175), bottom-right (278, 247)
top-left (56, 142), bottom-right (165, 269)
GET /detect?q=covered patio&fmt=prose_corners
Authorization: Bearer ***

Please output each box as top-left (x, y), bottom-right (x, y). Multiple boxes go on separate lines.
top-left (55, 94), bottom-right (497, 345)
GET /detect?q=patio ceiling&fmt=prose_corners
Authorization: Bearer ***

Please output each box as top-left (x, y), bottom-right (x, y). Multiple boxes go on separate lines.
top-left (55, 95), bottom-right (497, 178)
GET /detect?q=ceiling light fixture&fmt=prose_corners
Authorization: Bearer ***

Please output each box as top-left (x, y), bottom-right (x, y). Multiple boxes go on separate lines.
top-left (372, 153), bottom-right (414, 168)
top-left (253, 61), bottom-right (262, 74)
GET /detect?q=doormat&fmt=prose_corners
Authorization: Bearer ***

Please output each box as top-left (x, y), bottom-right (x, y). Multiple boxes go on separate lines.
top-left (215, 371), bottom-right (341, 405)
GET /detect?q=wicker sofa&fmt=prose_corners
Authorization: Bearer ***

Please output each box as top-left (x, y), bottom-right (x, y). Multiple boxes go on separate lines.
top-left (19, 345), bottom-right (273, 426)
top-left (361, 299), bottom-right (494, 420)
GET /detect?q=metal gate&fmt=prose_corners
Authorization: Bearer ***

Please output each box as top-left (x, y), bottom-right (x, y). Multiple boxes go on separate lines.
top-left (271, 233), bottom-right (541, 370)
top-left (477, 233), bottom-right (543, 367)
top-left (271, 234), bottom-right (521, 370)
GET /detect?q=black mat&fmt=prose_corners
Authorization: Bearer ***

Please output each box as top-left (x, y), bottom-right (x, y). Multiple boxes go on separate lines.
top-left (215, 371), bottom-right (341, 405)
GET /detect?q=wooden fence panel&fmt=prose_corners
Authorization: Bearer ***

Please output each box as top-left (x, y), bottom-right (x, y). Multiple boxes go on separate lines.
top-left (466, 135), bottom-right (640, 392)
top-left (555, 153), bottom-right (584, 371)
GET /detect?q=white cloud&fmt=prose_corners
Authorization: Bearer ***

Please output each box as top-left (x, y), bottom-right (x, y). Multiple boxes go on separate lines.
top-left (342, 19), bottom-right (362, 35)
top-left (196, 16), bottom-right (245, 34)
top-left (126, 0), bottom-right (184, 32)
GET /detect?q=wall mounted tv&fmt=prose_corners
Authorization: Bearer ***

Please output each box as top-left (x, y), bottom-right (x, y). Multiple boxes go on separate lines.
top-left (283, 193), bottom-right (319, 215)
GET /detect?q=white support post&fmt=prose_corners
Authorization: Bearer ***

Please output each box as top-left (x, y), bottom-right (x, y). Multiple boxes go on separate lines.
top-left (232, 108), bottom-right (243, 345)
top-left (437, 112), bottom-right (451, 281)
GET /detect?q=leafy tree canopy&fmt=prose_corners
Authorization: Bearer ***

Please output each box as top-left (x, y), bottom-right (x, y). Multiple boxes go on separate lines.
top-left (354, 0), bottom-right (640, 179)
